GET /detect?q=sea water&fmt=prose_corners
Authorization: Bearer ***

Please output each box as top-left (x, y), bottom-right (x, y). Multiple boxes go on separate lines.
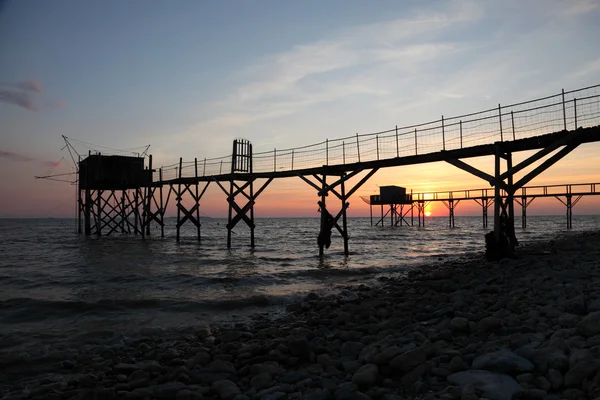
top-left (0, 215), bottom-right (598, 355)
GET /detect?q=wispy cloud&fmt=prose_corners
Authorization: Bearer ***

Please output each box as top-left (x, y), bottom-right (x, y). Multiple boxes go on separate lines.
top-left (563, 0), bottom-right (599, 16)
top-left (570, 58), bottom-right (600, 80)
top-left (192, 0), bottom-right (482, 140)
top-left (0, 149), bottom-right (61, 168)
top-left (0, 80), bottom-right (43, 111)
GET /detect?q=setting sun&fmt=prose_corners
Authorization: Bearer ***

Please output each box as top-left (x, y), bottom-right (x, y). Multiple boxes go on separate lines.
top-left (424, 211), bottom-right (432, 217)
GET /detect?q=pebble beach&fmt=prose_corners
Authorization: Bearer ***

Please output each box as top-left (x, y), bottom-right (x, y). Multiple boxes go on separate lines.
top-left (2, 231), bottom-right (600, 400)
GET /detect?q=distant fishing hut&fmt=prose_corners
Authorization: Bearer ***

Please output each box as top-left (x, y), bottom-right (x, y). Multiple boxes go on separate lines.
top-left (362, 186), bottom-right (415, 226)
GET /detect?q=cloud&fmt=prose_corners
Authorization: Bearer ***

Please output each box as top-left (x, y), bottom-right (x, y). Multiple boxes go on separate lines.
top-left (0, 149), bottom-right (61, 168)
top-left (196, 0), bottom-right (482, 135)
top-left (15, 80), bottom-right (43, 93)
top-left (0, 89), bottom-right (37, 111)
top-left (0, 149), bottom-right (33, 162)
top-left (0, 80), bottom-right (43, 111)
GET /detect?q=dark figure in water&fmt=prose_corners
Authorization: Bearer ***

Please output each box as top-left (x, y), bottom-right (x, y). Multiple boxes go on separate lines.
top-left (317, 203), bottom-right (335, 250)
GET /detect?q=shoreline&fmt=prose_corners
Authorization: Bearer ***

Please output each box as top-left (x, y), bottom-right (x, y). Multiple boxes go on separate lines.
top-left (2, 231), bottom-right (600, 399)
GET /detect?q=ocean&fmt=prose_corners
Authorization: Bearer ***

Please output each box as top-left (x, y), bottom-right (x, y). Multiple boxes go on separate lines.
top-left (1, 215), bottom-right (598, 358)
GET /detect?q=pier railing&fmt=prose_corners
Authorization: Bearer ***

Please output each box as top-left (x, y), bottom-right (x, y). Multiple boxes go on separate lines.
top-left (413, 182), bottom-right (600, 201)
top-left (156, 84), bottom-right (600, 181)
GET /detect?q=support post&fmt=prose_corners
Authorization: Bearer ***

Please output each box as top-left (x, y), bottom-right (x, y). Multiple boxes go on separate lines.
top-left (562, 89), bottom-right (567, 131)
top-left (395, 125), bottom-right (399, 157)
top-left (566, 194), bottom-right (572, 229)
top-left (341, 173), bottom-right (349, 256)
top-left (442, 115), bottom-right (445, 151)
top-left (176, 158), bottom-right (182, 242)
top-left (498, 104), bottom-right (503, 142)
top-left (414, 129), bottom-right (418, 155)
top-left (195, 158), bottom-right (200, 241)
top-left (97, 189), bottom-right (103, 237)
top-left (319, 174), bottom-right (327, 257)
top-left (159, 168), bottom-right (165, 238)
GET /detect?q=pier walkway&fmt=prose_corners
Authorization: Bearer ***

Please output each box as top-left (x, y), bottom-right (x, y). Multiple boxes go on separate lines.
top-left (72, 84), bottom-right (600, 258)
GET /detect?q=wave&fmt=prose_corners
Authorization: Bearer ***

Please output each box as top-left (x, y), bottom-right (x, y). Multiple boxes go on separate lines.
top-left (0, 292), bottom-right (308, 325)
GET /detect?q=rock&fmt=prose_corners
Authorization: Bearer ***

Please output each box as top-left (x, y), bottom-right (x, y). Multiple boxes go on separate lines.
top-left (281, 371), bottom-right (310, 384)
top-left (522, 389), bottom-right (547, 399)
top-left (471, 349), bottom-right (533, 374)
top-left (373, 346), bottom-right (402, 365)
top-left (547, 368), bottom-right (563, 390)
top-left (564, 360), bottom-right (600, 387)
top-left (261, 392), bottom-right (286, 400)
top-left (250, 372), bottom-right (273, 390)
top-left (449, 356), bottom-right (466, 372)
top-left (187, 351), bottom-right (211, 368)
top-left (478, 317), bottom-right (503, 333)
top-left (341, 342), bottom-right (365, 359)
top-left (447, 370), bottom-right (523, 400)
top-left (558, 313), bottom-right (579, 327)
top-left (212, 380), bottom-right (241, 400)
top-left (533, 376), bottom-right (551, 391)
top-left (529, 347), bottom-right (568, 373)
top-left (152, 382), bottom-right (186, 398)
top-left (209, 360), bottom-right (236, 375)
top-left (219, 331), bottom-right (240, 343)
top-left (588, 297), bottom-right (600, 312)
top-left (577, 311), bottom-right (600, 337)
top-left (389, 346), bottom-right (428, 372)
top-left (352, 363), bottom-right (378, 388)
top-left (287, 337), bottom-right (310, 357)
top-left (565, 294), bottom-right (586, 315)
top-left (450, 317), bottom-right (469, 332)
top-left (569, 348), bottom-right (593, 368)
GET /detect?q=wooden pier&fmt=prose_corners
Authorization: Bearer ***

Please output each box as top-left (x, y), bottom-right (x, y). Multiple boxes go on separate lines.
top-left (42, 84), bottom-right (600, 259)
top-left (364, 182), bottom-right (600, 230)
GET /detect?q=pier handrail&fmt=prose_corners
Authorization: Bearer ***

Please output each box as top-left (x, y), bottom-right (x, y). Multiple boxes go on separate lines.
top-left (411, 182), bottom-right (600, 201)
top-left (155, 84), bottom-right (600, 181)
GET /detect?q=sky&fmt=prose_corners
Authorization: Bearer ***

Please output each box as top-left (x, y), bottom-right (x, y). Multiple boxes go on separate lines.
top-left (1, 0), bottom-right (600, 218)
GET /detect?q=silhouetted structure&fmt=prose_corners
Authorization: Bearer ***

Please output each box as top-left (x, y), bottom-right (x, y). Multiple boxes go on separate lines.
top-left (55, 84), bottom-right (600, 259)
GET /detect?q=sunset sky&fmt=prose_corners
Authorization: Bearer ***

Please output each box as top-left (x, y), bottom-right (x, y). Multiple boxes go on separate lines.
top-left (1, 0), bottom-right (600, 218)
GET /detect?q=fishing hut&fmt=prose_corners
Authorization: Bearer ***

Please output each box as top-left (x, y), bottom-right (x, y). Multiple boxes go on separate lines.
top-left (78, 153), bottom-right (157, 237)
top-left (363, 186), bottom-right (414, 226)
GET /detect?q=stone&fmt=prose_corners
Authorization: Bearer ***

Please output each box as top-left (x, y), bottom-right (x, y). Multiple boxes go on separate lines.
top-left (449, 356), bottom-right (466, 372)
top-left (373, 346), bottom-right (402, 365)
top-left (564, 360), bottom-right (600, 387)
top-left (569, 348), bottom-right (593, 368)
top-left (341, 342), bottom-right (365, 359)
top-left (211, 380), bottom-right (241, 400)
top-left (261, 392), bottom-right (286, 400)
top-left (187, 351), bottom-right (211, 368)
top-left (471, 349), bottom-right (534, 374)
top-left (447, 370), bottom-right (523, 400)
top-left (250, 372), bottom-right (273, 390)
top-left (219, 331), bottom-right (240, 343)
top-left (450, 317), bottom-right (469, 332)
top-left (209, 360), bottom-right (236, 375)
top-left (577, 311), bottom-right (600, 337)
top-left (530, 347), bottom-right (568, 373)
top-left (287, 337), bottom-right (310, 357)
top-left (533, 376), bottom-right (551, 391)
top-left (558, 313), bottom-right (579, 328)
top-left (478, 317), bottom-right (503, 333)
top-left (588, 297), bottom-right (600, 312)
top-left (564, 294), bottom-right (586, 315)
top-left (546, 368), bottom-right (563, 390)
top-left (389, 346), bottom-right (428, 372)
top-left (352, 364), bottom-right (378, 388)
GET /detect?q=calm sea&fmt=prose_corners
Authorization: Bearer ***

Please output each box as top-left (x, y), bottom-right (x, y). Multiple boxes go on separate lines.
top-left (0, 215), bottom-right (598, 355)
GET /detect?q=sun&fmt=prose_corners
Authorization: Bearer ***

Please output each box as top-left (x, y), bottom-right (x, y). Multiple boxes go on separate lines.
top-left (424, 211), bottom-right (432, 217)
